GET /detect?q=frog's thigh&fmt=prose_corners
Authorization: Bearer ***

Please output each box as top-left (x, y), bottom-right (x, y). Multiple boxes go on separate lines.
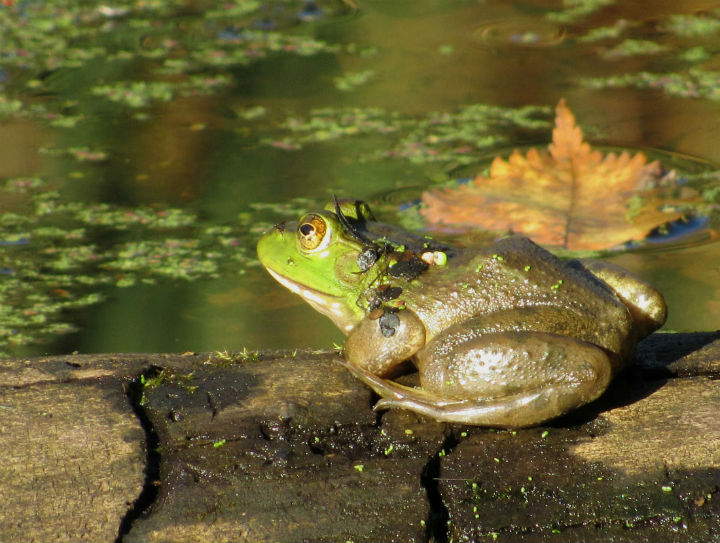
top-left (577, 259), bottom-right (667, 336)
top-left (405, 331), bottom-right (613, 427)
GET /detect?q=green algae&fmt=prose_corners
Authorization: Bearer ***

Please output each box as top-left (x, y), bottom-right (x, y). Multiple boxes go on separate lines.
top-left (600, 39), bottom-right (669, 60)
top-left (264, 104), bottom-right (552, 165)
top-left (91, 76), bottom-right (233, 108)
top-left (39, 146), bottom-right (109, 162)
top-left (582, 69), bottom-right (720, 100)
top-left (0, 177), bottom-right (256, 357)
top-left (0, 0), bottom-right (343, 125)
top-left (334, 70), bottom-right (375, 91)
top-left (577, 20), bottom-right (631, 42)
top-left (106, 239), bottom-right (221, 284)
top-left (545, 0), bottom-right (615, 23)
top-left (678, 46), bottom-right (711, 63)
top-left (664, 11), bottom-right (720, 38)
top-left (382, 104), bottom-right (552, 165)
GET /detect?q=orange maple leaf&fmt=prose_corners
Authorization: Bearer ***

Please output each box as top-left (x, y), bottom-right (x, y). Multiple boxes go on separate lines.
top-left (421, 99), bottom-right (682, 251)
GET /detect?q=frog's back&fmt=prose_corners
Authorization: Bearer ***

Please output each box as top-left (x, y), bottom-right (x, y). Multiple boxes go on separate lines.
top-left (407, 236), bottom-right (634, 357)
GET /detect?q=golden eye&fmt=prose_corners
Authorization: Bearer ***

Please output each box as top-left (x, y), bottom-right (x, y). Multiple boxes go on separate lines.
top-left (297, 214), bottom-right (328, 251)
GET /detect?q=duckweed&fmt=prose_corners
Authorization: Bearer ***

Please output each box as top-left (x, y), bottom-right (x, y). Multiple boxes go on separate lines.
top-left (600, 39), bottom-right (669, 60)
top-left (0, 175), bottom-right (258, 357)
top-left (664, 11), bottom-right (720, 37)
top-left (582, 69), bottom-right (720, 100)
top-left (334, 70), bottom-right (375, 91)
top-left (263, 103), bottom-right (553, 164)
top-left (545, 0), bottom-right (615, 23)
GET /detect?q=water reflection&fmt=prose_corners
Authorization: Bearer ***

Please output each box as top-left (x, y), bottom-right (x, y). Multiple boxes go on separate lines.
top-left (475, 20), bottom-right (566, 47)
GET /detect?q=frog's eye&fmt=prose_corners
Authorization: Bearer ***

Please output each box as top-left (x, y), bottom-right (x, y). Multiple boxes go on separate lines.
top-left (297, 214), bottom-right (330, 252)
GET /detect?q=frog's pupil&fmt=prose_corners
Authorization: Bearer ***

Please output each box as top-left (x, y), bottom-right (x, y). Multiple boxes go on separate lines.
top-left (300, 223), bottom-right (315, 236)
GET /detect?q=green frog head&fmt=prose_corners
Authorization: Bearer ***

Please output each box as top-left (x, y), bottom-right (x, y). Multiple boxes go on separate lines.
top-left (256, 200), bottom-right (385, 333)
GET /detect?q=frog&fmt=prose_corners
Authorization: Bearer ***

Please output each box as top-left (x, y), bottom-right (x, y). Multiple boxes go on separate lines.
top-left (257, 198), bottom-right (667, 427)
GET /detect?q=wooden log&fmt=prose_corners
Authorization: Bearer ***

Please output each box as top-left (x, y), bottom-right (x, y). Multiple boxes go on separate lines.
top-left (0, 332), bottom-right (717, 542)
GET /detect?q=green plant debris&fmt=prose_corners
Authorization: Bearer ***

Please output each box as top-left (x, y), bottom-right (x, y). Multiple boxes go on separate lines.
top-left (3, 178), bottom-right (46, 193)
top-left (265, 104), bottom-right (552, 165)
top-left (582, 69), bottom-right (720, 100)
top-left (0, 0), bottom-right (343, 123)
top-left (205, 0), bottom-right (262, 19)
top-left (664, 11), bottom-right (720, 37)
top-left (334, 70), bottom-right (375, 91)
top-left (545, 0), bottom-right (615, 23)
top-left (265, 107), bottom-right (402, 149)
top-left (577, 20), bottom-right (631, 42)
top-left (189, 30), bottom-right (336, 69)
top-left (39, 146), bottom-right (109, 162)
top-left (74, 205), bottom-right (197, 229)
top-left (600, 39), bottom-right (669, 60)
top-left (92, 76), bottom-right (232, 108)
top-left (380, 104), bottom-right (552, 164)
top-left (678, 46), bottom-right (711, 63)
top-left (105, 239), bottom-right (220, 283)
top-left (0, 94), bottom-right (24, 117)
top-left (0, 176), bottom-right (258, 357)
top-left (142, 368), bottom-right (197, 391)
top-left (210, 348), bottom-right (262, 366)
top-left (235, 105), bottom-right (267, 120)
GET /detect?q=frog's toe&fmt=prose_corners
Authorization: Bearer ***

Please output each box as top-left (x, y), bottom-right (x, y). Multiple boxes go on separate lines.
top-left (338, 358), bottom-right (460, 406)
top-left (375, 390), bottom-right (562, 428)
top-left (374, 394), bottom-right (466, 411)
top-left (337, 358), bottom-right (413, 400)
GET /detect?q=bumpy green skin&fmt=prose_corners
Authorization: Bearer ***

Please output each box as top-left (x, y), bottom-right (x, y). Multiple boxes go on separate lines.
top-left (257, 200), bottom-right (667, 428)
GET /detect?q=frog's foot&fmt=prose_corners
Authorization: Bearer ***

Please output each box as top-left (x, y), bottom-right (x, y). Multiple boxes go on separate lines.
top-left (338, 358), bottom-right (557, 427)
top-left (578, 259), bottom-right (667, 337)
top-left (374, 389), bottom-right (563, 428)
top-left (337, 358), bottom-right (465, 408)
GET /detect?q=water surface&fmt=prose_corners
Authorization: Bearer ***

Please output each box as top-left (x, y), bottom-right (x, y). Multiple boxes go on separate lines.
top-left (1, 0), bottom-right (719, 357)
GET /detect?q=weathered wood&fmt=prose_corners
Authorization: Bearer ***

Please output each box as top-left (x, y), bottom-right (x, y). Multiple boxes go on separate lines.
top-left (0, 333), bottom-right (718, 542)
top-left (440, 377), bottom-right (720, 542)
top-left (124, 351), bottom-right (445, 543)
top-left (0, 380), bottom-right (145, 542)
top-left (0, 353), bottom-right (200, 542)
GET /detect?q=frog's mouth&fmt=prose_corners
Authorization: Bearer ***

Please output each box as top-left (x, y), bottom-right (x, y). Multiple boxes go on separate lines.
top-left (265, 268), bottom-right (356, 333)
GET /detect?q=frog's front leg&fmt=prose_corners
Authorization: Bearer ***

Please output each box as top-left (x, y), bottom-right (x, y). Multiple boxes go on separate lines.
top-left (342, 329), bottom-right (613, 428)
top-left (344, 309), bottom-right (426, 377)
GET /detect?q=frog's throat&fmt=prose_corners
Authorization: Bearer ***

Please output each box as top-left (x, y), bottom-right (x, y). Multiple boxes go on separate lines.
top-left (265, 268), bottom-right (360, 334)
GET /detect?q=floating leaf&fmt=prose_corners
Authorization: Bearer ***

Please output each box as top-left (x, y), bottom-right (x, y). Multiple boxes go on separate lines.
top-left (421, 99), bottom-right (687, 251)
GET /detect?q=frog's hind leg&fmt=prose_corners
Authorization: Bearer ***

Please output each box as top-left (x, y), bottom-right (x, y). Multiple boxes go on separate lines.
top-left (336, 358), bottom-right (465, 408)
top-left (373, 387), bottom-right (568, 428)
top-left (341, 331), bottom-right (615, 428)
top-left (338, 358), bottom-right (569, 428)
top-left (576, 259), bottom-right (667, 337)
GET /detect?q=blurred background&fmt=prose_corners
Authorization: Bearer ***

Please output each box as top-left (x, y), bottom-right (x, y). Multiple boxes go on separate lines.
top-left (1, 0), bottom-right (719, 358)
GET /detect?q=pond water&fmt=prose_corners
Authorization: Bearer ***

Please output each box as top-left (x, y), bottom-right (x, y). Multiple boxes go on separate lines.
top-left (1, 0), bottom-right (719, 358)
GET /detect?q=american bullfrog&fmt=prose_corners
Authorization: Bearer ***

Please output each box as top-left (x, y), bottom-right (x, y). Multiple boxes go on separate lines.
top-left (257, 198), bottom-right (667, 427)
